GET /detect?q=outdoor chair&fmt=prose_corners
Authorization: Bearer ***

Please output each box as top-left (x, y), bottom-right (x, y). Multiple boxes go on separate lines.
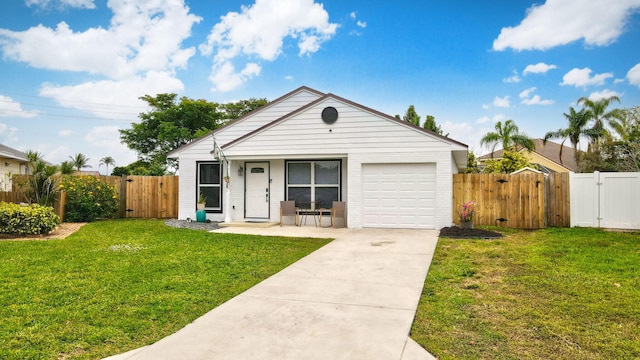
top-left (330, 201), bottom-right (346, 228)
top-left (279, 200), bottom-right (300, 226)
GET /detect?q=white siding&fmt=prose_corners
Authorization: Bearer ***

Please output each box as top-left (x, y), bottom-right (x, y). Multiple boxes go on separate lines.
top-left (173, 90), bottom-right (465, 229)
top-left (225, 98), bottom-right (462, 157)
top-left (169, 89), bottom-right (322, 160)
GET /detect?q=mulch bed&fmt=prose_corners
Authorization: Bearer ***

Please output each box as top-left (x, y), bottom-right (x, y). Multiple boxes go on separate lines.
top-left (439, 226), bottom-right (503, 239)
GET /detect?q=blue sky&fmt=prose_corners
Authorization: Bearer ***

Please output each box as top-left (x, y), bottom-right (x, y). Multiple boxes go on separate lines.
top-left (1, 0), bottom-right (639, 173)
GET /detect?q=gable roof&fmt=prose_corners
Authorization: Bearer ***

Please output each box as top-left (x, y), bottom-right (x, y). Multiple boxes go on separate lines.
top-left (222, 91), bottom-right (468, 150)
top-left (478, 138), bottom-right (579, 172)
top-left (167, 86), bottom-right (325, 158)
top-left (0, 144), bottom-right (28, 162)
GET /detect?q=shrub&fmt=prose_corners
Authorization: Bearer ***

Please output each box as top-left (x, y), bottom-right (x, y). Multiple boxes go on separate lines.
top-left (0, 202), bottom-right (60, 236)
top-left (60, 176), bottom-right (119, 222)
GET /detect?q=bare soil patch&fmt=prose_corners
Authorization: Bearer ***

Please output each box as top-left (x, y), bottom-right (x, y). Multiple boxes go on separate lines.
top-left (0, 222), bottom-right (87, 241)
top-left (439, 226), bottom-right (503, 239)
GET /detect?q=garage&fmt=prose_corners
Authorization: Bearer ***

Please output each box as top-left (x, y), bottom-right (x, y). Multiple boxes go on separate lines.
top-left (361, 163), bottom-right (436, 229)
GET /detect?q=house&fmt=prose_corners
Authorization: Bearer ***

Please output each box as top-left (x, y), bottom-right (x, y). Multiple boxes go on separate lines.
top-left (478, 138), bottom-right (580, 173)
top-left (167, 86), bottom-right (468, 229)
top-left (0, 144), bottom-right (29, 191)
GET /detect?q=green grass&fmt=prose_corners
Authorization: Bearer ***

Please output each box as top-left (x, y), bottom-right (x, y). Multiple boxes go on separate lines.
top-left (411, 227), bottom-right (640, 360)
top-left (0, 219), bottom-right (331, 360)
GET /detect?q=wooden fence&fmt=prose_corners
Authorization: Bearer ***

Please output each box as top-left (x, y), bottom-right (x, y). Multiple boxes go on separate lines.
top-left (1, 175), bottom-right (179, 220)
top-left (452, 173), bottom-right (570, 229)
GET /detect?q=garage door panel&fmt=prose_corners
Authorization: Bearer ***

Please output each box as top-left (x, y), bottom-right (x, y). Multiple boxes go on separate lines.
top-left (362, 163), bottom-right (436, 229)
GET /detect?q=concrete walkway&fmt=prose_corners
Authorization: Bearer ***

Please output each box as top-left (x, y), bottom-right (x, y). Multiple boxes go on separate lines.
top-left (105, 226), bottom-right (439, 360)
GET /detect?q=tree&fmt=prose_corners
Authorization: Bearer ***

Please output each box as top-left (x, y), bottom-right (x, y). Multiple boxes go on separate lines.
top-left (543, 107), bottom-right (590, 168)
top-left (119, 94), bottom-right (266, 174)
top-left (481, 149), bottom-right (536, 174)
top-left (111, 160), bottom-right (166, 176)
top-left (402, 105), bottom-right (421, 126)
top-left (480, 119), bottom-right (534, 154)
top-left (69, 153), bottom-right (91, 171)
top-left (577, 95), bottom-right (622, 149)
top-left (465, 151), bottom-right (480, 173)
top-left (58, 161), bottom-right (75, 175)
top-left (423, 115), bottom-right (447, 136)
top-left (99, 156), bottom-right (116, 175)
top-left (14, 149), bottom-right (59, 205)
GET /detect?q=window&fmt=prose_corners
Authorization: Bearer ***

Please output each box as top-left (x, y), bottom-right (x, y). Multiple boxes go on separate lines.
top-left (197, 161), bottom-right (222, 212)
top-left (286, 160), bottom-right (340, 209)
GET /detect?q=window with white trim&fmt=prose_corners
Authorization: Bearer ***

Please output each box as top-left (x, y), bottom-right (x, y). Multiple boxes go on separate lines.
top-left (197, 161), bottom-right (222, 212)
top-left (286, 160), bottom-right (340, 209)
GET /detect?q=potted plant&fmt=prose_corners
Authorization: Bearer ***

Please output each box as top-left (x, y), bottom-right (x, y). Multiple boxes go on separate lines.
top-left (459, 200), bottom-right (475, 229)
top-left (197, 193), bottom-right (206, 210)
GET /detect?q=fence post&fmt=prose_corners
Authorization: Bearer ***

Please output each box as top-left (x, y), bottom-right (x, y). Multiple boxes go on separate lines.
top-left (58, 191), bottom-right (66, 222)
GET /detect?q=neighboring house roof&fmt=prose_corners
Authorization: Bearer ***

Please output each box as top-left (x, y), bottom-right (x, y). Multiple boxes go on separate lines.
top-left (478, 138), bottom-right (579, 172)
top-left (0, 144), bottom-right (28, 162)
top-left (511, 166), bottom-right (547, 176)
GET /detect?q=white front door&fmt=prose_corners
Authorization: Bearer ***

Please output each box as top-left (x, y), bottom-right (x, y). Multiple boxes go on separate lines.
top-left (245, 162), bottom-right (270, 219)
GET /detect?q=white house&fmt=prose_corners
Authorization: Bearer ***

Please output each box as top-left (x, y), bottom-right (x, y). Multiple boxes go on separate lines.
top-left (167, 86), bottom-right (468, 229)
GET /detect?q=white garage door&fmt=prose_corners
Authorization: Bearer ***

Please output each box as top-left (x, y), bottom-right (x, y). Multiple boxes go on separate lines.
top-left (362, 163), bottom-right (436, 229)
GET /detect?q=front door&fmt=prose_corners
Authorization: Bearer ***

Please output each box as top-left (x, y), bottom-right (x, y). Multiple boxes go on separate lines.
top-left (245, 162), bottom-right (270, 219)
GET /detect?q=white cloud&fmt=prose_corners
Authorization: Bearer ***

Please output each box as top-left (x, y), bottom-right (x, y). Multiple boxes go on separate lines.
top-left (26, 0), bottom-right (96, 9)
top-left (350, 11), bottom-right (356, 19)
top-left (199, 0), bottom-right (338, 92)
top-left (356, 21), bottom-right (367, 28)
top-left (476, 114), bottom-right (505, 124)
top-left (493, 96), bottom-right (510, 108)
top-left (207, 62), bottom-right (261, 93)
top-left (560, 67), bottom-right (613, 88)
top-left (522, 95), bottom-right (554, 106)
top-left (519, 87), bottom-right (536, 99)
top-left (587, 89), bottom-right (621, 101)
top-left (59, 129), bottom-right (73, 136)
top-left (519, 87), bottom-right (554, 105)
top-left (0, 1), bottom-right (200, 114)
top-left (493, 0), bottom-right (640, 51)
top-left (628, 63), bottom-right (640, 87)
top-left (503, 70), bottom-right (521, 83)
top-left (482, 104), bottom-right (489, 110)
top-left (0, 95), bottom-right (39, 118)
top-left (84, 126), bottom-right (137, 171)
top-left (0, 123), bottom-right (18, 143)
top-left (523, 62), bottom-right (557, 75)
top-left (284, 75), bottom-right (294, 81)
top-left (39, 71), bottom-right (183, 120)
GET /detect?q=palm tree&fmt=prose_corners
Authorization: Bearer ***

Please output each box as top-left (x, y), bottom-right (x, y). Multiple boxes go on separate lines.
top-left (577, 95), bottom-right (622, 150)
top-left (99, 156), bottom-right (116, 175)
top-left (543, 107), bottom-right (590, 168)
top-left (480, 119), bottom-right (535, 155)
top-left (58, 161), bottom-right (75, 175)
top-left (69, 153), bottom-right (91, 172)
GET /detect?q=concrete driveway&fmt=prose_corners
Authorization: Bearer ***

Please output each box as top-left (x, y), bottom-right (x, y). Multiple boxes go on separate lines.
top-left (105, 226), bottom-right (439, 360)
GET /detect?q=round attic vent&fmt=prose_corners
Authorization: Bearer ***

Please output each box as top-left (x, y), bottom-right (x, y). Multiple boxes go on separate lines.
top-left (321, 106), bottom-right (338, 124)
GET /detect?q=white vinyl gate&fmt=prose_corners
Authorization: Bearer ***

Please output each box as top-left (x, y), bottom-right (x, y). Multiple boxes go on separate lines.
top-left (570, 171), bottom-right (640, 230)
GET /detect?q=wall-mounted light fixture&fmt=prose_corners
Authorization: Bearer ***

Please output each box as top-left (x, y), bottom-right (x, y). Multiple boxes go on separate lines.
top-left (238, 166), bottom-right (244, 176)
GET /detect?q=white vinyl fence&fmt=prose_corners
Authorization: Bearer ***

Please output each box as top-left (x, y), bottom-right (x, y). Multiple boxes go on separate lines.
top-left (570, 171), bottom-right (640, 230)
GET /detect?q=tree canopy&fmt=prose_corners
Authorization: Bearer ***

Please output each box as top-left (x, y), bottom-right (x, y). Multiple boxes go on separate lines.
top-left (480, 119), bottom-right (534, 154)
top-left (397, 106), bottom-right (446, 135)
top-left (119, 94), bottom-right (267, 173)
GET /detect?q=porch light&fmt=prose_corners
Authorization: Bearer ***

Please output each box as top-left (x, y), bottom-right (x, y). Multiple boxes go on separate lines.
top-left (238, 166), bottom-right (244, 176)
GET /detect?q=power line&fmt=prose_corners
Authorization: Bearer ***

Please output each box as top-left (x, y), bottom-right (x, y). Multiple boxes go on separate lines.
top-left (0, 89), bottom-right (150, 110)
top-left (0, 108), bottom-right (135, 122)
top-left (0, 99), bottom-right (141, 117)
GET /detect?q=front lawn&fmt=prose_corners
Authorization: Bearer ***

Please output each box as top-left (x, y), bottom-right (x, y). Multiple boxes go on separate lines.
top-left (0, 219), bottom-right (331, 360)
top-left (411, 227), bottom-right (640, 359)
